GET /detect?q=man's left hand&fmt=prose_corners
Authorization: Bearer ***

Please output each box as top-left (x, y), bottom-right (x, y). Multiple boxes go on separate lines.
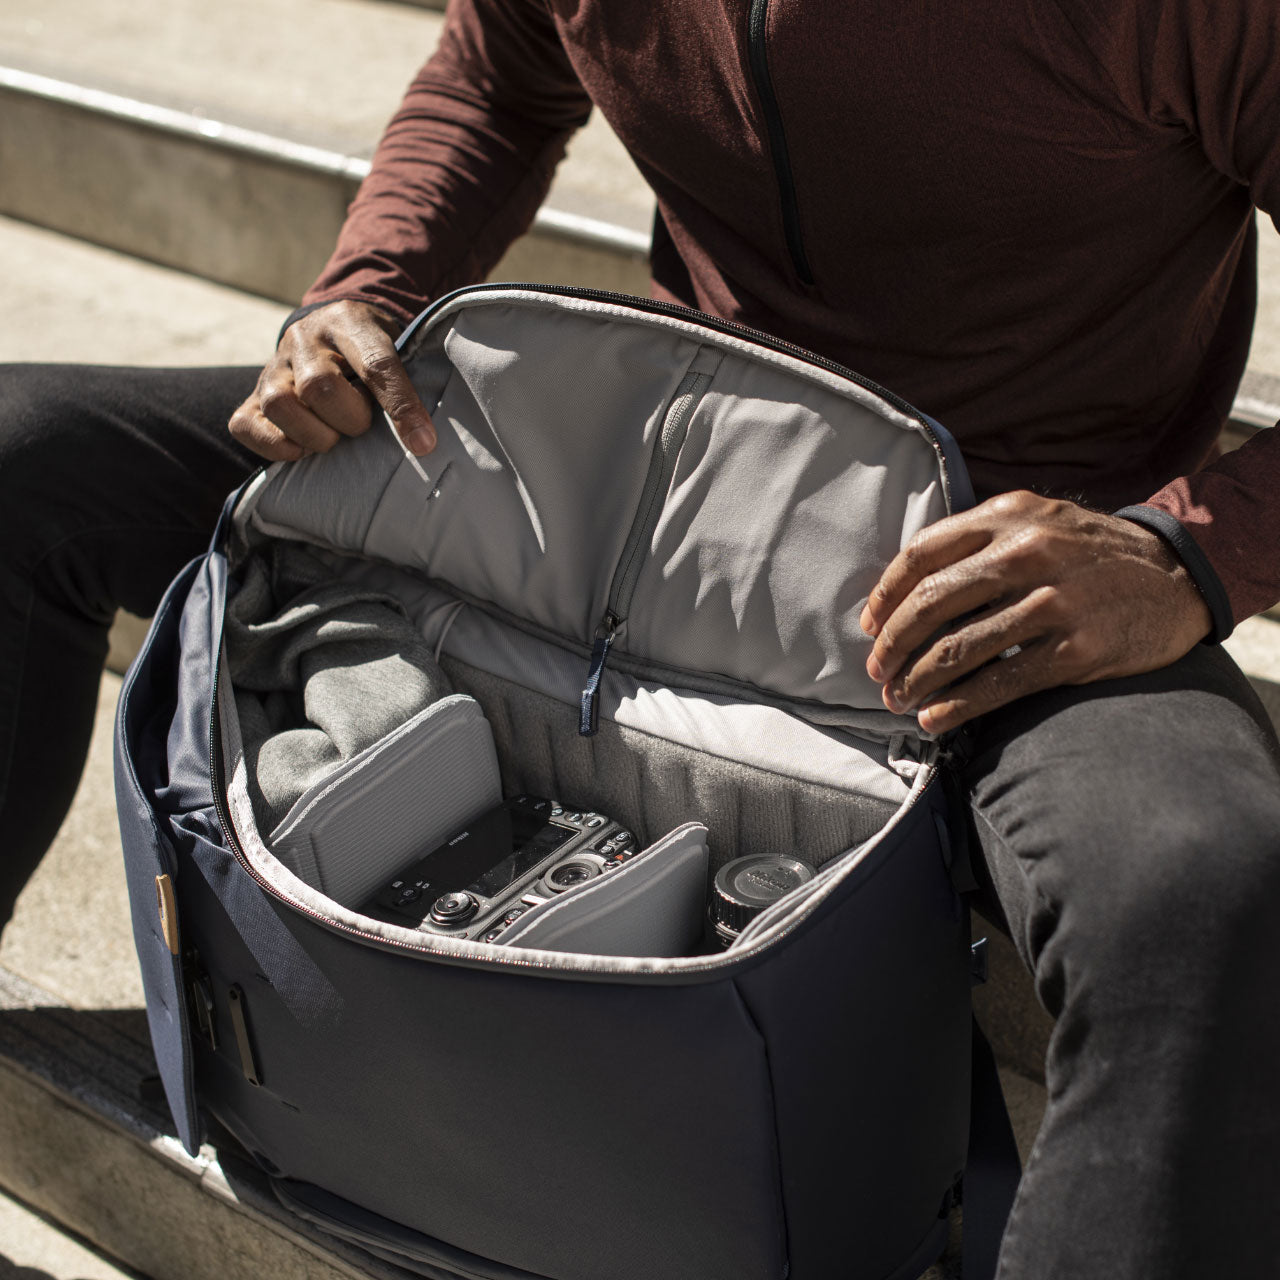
top-left (859, 490), bottom-right (1213, 732)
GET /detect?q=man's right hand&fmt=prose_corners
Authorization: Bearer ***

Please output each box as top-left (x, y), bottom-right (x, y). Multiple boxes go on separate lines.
top-left (228, 300), bottom-right (437, 461)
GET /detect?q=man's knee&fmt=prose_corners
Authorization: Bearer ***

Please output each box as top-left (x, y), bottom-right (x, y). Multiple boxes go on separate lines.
top-left (0, 365), bottom-right (90, 567)
top-left (1042, 777), bottom-right (1280, 1020)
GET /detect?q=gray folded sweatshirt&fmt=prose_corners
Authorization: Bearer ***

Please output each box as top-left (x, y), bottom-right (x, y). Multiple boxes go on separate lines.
top-left (225, 544), bottom-right (452, 832)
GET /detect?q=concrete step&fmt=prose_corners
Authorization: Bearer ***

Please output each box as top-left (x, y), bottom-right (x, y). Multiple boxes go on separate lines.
top-left (0, 0), bottom-right (654, 305)
top-left (0, 1185), bottom-right (148, 1280)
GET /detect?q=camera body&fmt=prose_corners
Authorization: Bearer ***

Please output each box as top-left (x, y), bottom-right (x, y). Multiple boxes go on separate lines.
top-left (360, 794), bottom-right (635, 943)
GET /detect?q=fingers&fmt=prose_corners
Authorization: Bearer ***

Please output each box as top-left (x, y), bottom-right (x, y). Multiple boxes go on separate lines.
top-left (880, 586), bottom-right (1068, 715)
top-left (860, 492), bottom-right (1219, 730)
top-left (289, 348), bottom-right (374, 439)
top-left (228, 300), bottom-right (436, 462)
top-left (859, 492), bottom-right (1091, 730)
top-left (256, 362), bottom-right (349, 455)
top-left (227, 395), bottom-right (310, 462)
top-left (328, 323), bottom-right (437, 456)
top-left (860, 515), bottom-right (993, 639)
top-left (865, 545), bottom-right (1012, 684)
top-left (228, 364), bottom-right (344, 462)
top-left (913, 637), bottom-right (1077, 733)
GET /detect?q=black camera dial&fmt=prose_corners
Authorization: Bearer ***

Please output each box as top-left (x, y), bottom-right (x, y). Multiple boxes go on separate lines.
top-left (429, 891), bottom-right (479, 925)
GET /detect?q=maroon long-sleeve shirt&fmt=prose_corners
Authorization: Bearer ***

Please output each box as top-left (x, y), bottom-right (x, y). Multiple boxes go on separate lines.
top-left (300, 0), bottom-right (1280, 626)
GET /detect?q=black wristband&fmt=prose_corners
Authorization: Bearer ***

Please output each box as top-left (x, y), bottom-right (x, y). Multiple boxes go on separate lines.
top-left (1113, 504), bottom-right (1234, 644)
top-left (275, 300), bottom-right (336, 347)
top-left (275, 297), bottom-right (414, 348)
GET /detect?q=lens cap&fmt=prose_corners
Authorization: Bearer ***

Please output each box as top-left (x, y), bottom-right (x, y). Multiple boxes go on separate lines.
top-left (710, 855), bottom-right (816, 944)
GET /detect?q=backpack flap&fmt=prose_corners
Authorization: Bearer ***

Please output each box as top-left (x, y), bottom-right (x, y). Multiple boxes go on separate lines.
top-left (239, 286), bottom-right (970, 744)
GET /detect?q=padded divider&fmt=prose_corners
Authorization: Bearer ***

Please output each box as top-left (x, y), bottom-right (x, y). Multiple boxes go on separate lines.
top-left (441, 656), bottom-right (898, 872)
top-left (502, 823), bottom-right (710, 957)
top-left (268, 694), bottom-right (501, 907)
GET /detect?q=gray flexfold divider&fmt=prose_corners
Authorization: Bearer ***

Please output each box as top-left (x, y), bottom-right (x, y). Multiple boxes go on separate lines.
top-left (502, 824), bottom-right (709, 956)
top-left (268, 694), bottom-right (501, 907)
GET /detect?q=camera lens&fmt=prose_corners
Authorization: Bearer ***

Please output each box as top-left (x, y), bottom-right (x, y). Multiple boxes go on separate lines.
top-left (543, 860), bottom-right (599, 894)
top-left (710, 855), bottom-right (816, 947)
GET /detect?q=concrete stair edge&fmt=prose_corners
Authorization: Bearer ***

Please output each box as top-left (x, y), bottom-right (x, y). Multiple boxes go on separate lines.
top-left (3, 59), bottom-right (1277, 435)
top-left (0, 64), bottom-right (652, 307)
top-left (0, 66), bottom-right (650, 255)
top-left (1229, 369), bottom-right (1280, 429)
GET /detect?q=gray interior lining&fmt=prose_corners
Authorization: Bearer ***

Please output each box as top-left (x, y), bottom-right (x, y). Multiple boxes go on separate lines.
top-left (310, 555), bottom-right (923, 792)
top-left (441, 656), bottom-right (898, 873)
top-left (215, 566), bottom-right (937, 971)
top-left (243, 290), bottom-right (952, 715)
top-left (221, 714), bottom-right (937, 976)
top-left (214, 287), bottom-right (959, 967)
top-left (237, 549), bottom-right (920, 863)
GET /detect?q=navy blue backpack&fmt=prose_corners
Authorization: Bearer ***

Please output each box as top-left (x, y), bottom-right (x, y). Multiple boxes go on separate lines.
top-left (116, 286), bottom-right (1018, 1280)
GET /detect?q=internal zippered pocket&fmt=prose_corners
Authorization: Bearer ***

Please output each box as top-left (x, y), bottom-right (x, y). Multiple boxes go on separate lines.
top-left (580, 350), bottom-right (720, 734)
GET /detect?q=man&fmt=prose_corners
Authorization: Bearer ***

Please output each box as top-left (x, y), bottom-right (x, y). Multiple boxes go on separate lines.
top-left (2, 2), bottom-right (1279, 1275)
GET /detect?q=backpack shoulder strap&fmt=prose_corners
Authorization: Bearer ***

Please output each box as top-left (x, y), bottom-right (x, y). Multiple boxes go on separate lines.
top-left (962, 1015), bottom-right (1023, 1280)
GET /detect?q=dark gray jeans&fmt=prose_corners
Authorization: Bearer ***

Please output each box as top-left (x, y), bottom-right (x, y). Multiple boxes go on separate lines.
top-left (960, 645), bottom-right (1280, 1278)
top-left (2, 363), bottom-right (1279, 1277)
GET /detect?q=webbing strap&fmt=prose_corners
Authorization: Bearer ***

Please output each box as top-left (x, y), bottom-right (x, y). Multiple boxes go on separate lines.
top-left (962, 1017), bottom-right (1023, 1280)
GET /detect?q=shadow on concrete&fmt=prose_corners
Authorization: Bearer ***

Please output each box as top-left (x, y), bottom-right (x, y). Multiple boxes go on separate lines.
top-left (0, 1257), bottom-right (64, 1280)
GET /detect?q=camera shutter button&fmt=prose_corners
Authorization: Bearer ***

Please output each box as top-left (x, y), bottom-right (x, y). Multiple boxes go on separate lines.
top-left (430, 891), bottom-right (478, 925)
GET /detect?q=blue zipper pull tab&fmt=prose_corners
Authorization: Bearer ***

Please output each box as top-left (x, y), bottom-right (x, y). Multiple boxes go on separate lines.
top-left (580, 616), bottom-right (617, 737)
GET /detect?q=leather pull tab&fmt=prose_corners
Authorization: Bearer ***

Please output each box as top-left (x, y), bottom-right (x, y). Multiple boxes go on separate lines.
top-left (155, 874), bottom-right (180, 956)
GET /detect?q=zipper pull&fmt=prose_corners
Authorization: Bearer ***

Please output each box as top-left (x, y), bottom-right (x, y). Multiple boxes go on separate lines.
top-left (580, 616), bottom-right (617, 737)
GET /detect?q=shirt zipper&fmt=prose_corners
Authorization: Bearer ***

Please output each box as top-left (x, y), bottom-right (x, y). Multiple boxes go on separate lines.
top-left (747, 0), bottom-right (814, 286)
